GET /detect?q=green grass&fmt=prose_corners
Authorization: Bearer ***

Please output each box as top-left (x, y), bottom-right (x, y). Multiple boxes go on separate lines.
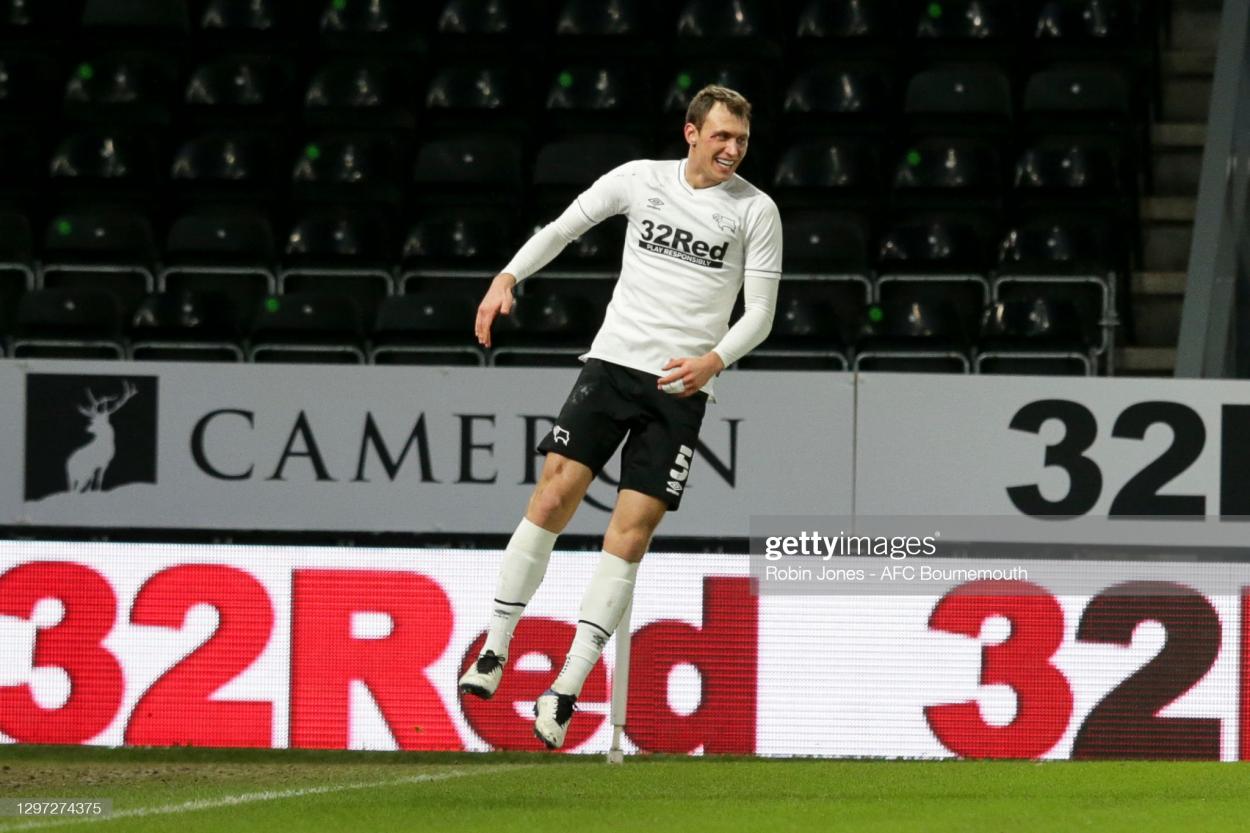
top-left (1, 746), bottom-right (1248, 832)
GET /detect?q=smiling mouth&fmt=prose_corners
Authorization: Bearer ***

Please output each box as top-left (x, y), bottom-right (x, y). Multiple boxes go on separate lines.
top-left (715, 158), bottom-right (735, 169)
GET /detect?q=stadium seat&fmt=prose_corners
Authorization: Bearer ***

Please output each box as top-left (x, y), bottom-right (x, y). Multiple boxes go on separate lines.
top-left (1012, 137), bottom-right (1120, 210)
top-left (195, 0), bottom-right (281, 34)
top-left (735, 292), bottom-right (849, 371)
top-left (491, 287), bottom-right (598, 367)
top-left (853, 297), bottom-right (970, 373)
top-left (675, 0), bottom-right (769, 41)
top-left (425, 64), bottom-right (520, 113)
top-left (82, 0), bottom-right (190, 34)
top-left (434, 0), bottom-right (518, 57)
top-left (912, 0), bottom-right (1013, 40)
top-left (892, 137), bottom-right (1002, 208)
top-left (411, 133), bottom-right (524, 206)
top-left (554, 0), bottom-right (643, 37)
top-left (129, 289), bottom-right (244, 361)
top-left (437, 0), bottom-right (514, 34)
top-left (290, 133), bottom-right (404, 205)
top-left (370, 292), bottom-right (484, 366)
top-left (782, 64), bottom-right (893, 128)
top-left (660, 63), bottom-right (771, 119)
top-left (279, 208), bottom-right (394, 319)
top-left (994, 216), bottom-right (1114, 356)
top-left (975, 296), bottom-right (1093, 375)
top-left (400, 206), bottom-right (516, 285)
top-left (544, 64), bottom-right (641, 114)
top-left (875, 214), bottom-right (991, 338)
top-left (39, 210), bottom-right (156, 314)
top-left (781, 209), bottom-right (872, 278)
top-left (170, 131), bottom-right (276, 205)
top-left (1033, 0), bottom-right (1125, 41)
top-left (794, 0), bottom-right (892, 40)
top-left (772, 138), bottom-right (878, 209)
top-left (0, 129), bottom-right (43, 195)
top-left (49, 130), bottom-right (158, 204)
top-left (531, 134), bottom-right (647, 210)
top-left (248, 291), bottom-right (366, 364)
top-left (183, 55), bottom-right (290, 125)
top-left (316, 0), bottom-right (420, 50)
top-left (160, 211), bottom-right (276, 326)
top-left (303, 59), bottom-right (411, 128)
top-left (11, 287), bottom-right (126, 359)
top-left (902, 64), bottom-right (1012, 135)
top-left (62, 54), bottom-right (174, 125)
top-left (1022, 65), bottom-right (1131, 124)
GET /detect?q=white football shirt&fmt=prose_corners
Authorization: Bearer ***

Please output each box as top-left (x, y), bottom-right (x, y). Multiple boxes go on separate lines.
top-left (572, 159), bottom-right (782, 397)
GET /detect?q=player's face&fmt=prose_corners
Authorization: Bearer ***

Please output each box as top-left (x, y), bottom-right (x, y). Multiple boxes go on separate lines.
top-left (684, 102), bottom-right (750, 187)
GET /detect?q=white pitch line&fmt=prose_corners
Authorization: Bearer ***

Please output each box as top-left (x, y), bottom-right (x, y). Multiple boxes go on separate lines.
top-left (0, 764), bottom-right (529, 832)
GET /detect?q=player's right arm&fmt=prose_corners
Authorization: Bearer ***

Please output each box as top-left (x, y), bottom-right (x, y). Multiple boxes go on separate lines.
top-left (473, 162), bottom-right (638, 348)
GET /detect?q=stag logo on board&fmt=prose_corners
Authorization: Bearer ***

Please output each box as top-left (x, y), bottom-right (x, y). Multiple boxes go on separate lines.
top-left (24, 374), bottom-right (158, 502)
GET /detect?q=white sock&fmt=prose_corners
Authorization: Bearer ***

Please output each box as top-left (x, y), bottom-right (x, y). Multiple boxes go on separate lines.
top-left (482, 518), bottom-right (558, 659)
top-left (552, 552), bottom-right (639, 697)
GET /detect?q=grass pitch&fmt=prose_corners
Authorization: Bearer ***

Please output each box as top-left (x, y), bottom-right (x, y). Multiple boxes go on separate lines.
top-left (0, 746), bottom-right (1247, 832)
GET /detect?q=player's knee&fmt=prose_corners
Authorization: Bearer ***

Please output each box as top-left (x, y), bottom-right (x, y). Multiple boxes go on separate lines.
top-left (604, 522), bottom-right (656, 560)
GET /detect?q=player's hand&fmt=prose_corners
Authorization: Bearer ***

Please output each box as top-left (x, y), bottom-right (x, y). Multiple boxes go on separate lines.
top-left (657, 353), bottom-right (725, 398)
top-left (475, 273), bottom-right (517, 348)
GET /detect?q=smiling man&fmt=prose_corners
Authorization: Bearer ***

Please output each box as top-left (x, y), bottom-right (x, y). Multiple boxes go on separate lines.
top-left (461, 85), bottom-right (783, 750)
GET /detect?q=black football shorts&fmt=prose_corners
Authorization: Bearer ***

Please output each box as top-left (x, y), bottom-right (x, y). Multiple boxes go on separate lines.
top-left (536, 359), bottom-right (708, 510)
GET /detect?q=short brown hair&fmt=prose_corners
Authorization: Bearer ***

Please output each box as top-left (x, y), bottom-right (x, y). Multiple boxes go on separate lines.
top-left (684, 84), bottom-right (752, 131)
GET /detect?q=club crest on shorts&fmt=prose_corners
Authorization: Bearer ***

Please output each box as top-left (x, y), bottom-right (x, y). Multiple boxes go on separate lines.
top-left (552, 425), bottom-right (571, 445)
top-left (666, 444), bottom-right (694, 496)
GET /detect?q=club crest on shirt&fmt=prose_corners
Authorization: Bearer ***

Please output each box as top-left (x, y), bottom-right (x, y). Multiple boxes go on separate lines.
top-left (712, 213), bottom-right (737, 233)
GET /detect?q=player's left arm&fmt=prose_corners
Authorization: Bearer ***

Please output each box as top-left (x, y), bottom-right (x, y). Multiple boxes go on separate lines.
top-left (658, 198), bottom-right (783, 397)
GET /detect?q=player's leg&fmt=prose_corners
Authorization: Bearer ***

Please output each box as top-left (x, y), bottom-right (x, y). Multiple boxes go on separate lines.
top-left (459, 453), bottom-right (594, 699)
top-left (533, 489), bottom-right (666, 749)
top-left (460, 360), bottom-right (628, 700)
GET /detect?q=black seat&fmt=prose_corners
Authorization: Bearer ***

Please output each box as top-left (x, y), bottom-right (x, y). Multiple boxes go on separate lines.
top-left (436, 0), bottom-right (514, 34)
top-left (994, 216), bottom-right (1114, 356)
top-left (554, 0), bottom-right (643, 37)
top-left (170, 131), bottom-right (276, 205)
top-left (783, 64), bottom-right (892, 126)
top-left (129, 289), bottom-right (244, 361)
top-left (912, 0), bottom-right (1013, 40)
top-left (773, 139), bottom-right (877, 209)
top-left (892, 137), bottom-right (1002, 208)
top-left (304, 58), bottom-right (411, 128)
top-left (544, 64), bottom-right (641, 114)
top-left (660, 63), bottom-right (770, 119)
top-left (853, 297), bottom-right (970, 372)
top-left (82, 0), bottom-right (190, 35)
top-left (400, 207), bottom-right (515, 286)
top-left (676, 0), bottom-right (771, 42)
top-left (249, 291), bottom-right (366, 364)
top-left (290, 133), bottom-right (403, 205)
top-left (1013, 138), bottom-right (1120, 204)
top-left (370, 292), bottom-right (484, 366)
top-left (49, 130), bottom-right (157, 204)
top-left (317, 0), bottom-right (419, 50)
top-left (279, 208), bottom-right (394, 318)
top-left (1033, 0), bottom-right (1125, 41)
top-left (781, 210), bottom-right (872, 281)
top-left (1022, 65), bottom-right (1131, 124)
top-left (12, 288), bottom-right (126, 359)
top-left (794, 0), bottom-right (892, 41)
top-left (197, 0), bottom-right (285, 45)
top-left (183, 55), bottom-right (289, 125)
top-left (735, 292), bottom-right (849, 371)
top-left (491, 288), bottom-right (597, 367)
top-left (875, 213), bottom-right (991, 336)
top-left (976, 297), bottom-right (1093, 375)
top-left (40, 211), bottom-right (156, 314)
top-left (903, 64), bottom-right (1012, 134)
top-left (411, 134), bottom-right (524, 206)
top-left (424, 64), bottom-right (520, 113)
top-left (531, 134), bottom-right (647, 208)
top-left (161, 211), bottom-right (276, 325)
top-left (62, 54), bottom-right (174, 125)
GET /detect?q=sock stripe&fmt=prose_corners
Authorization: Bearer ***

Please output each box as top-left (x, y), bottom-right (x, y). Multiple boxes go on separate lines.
top-left (493, 598), bottom-right (526, 608)
top-left (577, 619), bottom-right (612, 638)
